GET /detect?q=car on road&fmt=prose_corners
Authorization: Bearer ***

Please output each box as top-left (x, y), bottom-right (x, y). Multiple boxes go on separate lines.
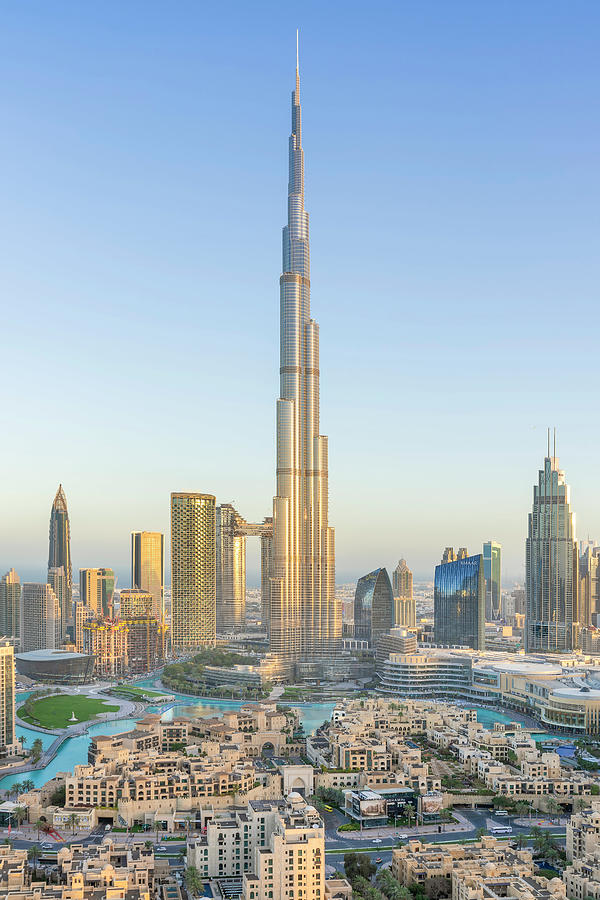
top-left (372, 838), bottom-right (382, 843)
top-left (375, 857), bottom-right (383, 864)
top-left (495, 810), bottom-right (509, 817)
top-left (323, 805), bottom-right (333, 812)
top-left (397, 834), bottom-right (408, 841)
top-left (41, 842), bottom-right (54, 850)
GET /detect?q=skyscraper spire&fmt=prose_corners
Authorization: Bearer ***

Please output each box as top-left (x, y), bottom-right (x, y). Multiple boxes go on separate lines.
top-left (268, 43), bottom-right (341, 660)
top-left (48, 483), bottom-right (72, 630)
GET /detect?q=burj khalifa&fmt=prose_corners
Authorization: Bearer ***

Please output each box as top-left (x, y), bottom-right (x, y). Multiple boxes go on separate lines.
top-left (269, 41), bottom-right (342, 660)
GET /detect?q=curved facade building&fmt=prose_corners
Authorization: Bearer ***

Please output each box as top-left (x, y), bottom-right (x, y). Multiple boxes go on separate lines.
top-left (354, 568), bottom-right (394, 647)
top-left (16, 649), bottom-right (94, 684)
top-left (434, 554), bottom-right (485, 650)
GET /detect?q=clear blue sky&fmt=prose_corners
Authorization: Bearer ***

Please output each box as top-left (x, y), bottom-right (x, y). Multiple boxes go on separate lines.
top-left (2, 0), bottom-right (598, 588)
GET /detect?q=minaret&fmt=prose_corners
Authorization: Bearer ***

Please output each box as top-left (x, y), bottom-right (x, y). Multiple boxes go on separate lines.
top-left (48, 484), bottom-right (72, 617)
top-left (269, 38), bottom-right (341, 660)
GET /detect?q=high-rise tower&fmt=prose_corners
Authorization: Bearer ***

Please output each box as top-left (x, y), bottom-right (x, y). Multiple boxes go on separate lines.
top-left (170, 492), bottom-right (216, 650)
top-left (526, 435), bottom-right (579, 652)
top-left (269, 40), bottom-right (341, 660)
top-left (131, 531), bottom-right (165, 622)
top-left (482, 540), bottom-right (502, 621)
top-left (48, 485), bottom-right (72, 610)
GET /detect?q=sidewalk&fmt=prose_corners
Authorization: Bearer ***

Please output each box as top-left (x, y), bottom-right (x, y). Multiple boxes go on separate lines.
top-left (337, 810), bottom-right (474, 840)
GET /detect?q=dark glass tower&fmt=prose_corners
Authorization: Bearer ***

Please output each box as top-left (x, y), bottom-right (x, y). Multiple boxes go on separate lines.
top-left (354, 568), bottom-right (394, 647)
top-left (434, 554), bottom-right (485, 650)
top-left (525, 440), bottom-right (578, 652)
top-left (48, 484), bottom-right (72, 613)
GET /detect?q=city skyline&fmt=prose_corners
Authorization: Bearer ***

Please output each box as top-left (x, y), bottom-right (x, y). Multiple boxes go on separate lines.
top-left (1, 5), bottom-right (599, 586)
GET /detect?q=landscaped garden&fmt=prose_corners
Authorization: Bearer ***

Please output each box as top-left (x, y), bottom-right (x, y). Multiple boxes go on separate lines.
top-left (109, 685), bottom-right (172, 702)
top-left (18, 693), bottom-right (120, 729)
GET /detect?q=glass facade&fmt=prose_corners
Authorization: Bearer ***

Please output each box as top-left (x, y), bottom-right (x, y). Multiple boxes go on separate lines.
top-left (354, 568), bottom-right (394, 647)
top-left (482, 541), bottom-right (502, 621)
top-left (48, 485), bottom-right (72, 610)
top-left (526, 451), bottom-right (578, 652)
top-left (434, 555), bottom-right (485, 650)
top-left (269, 54), bottom-right (340, 660)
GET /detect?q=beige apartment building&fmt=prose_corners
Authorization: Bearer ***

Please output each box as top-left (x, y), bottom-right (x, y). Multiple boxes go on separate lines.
top-left (242, 794), bottom-right (324, 900)
top-left (20, 582), bottom-right (60, 652)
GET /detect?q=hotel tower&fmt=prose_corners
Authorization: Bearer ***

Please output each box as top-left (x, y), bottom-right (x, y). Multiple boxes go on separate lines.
top-left (269, 44), bottom-right (341, 659)
top-left (526, 434), bottom-right (579, 652)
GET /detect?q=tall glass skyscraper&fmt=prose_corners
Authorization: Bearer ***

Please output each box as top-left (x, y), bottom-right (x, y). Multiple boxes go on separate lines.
top-left (526, 443), bottom-right (579, 652)
top-left (48, 484), bottom-right (72, 609)
top-left (434, 554), bottom-right (485, 650)
top-left (269, 43), bottom-right (341, 660)
top-left (482, 540), bottom-right (502, 621)
top-left (131, 531), bottom-right (165, 623)
top-left (354, 568), bottom-right (394, 647)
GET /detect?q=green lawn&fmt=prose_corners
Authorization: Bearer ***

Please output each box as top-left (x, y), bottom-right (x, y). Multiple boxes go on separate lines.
top-left (110, 685), bottom-right (168, 700)
top-left (18, 694), bottom-right (120, 729)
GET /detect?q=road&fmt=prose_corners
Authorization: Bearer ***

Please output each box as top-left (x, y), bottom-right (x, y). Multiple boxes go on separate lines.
top-left (320, 806), bottom-right (566, 853)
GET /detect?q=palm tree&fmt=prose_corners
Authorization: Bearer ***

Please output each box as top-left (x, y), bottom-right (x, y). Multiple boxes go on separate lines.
top-left (545, 797), bottom-right (561, 823)
top-left (27, 845), bottom-right (41, 871)
top-left (2, 838), bottom-right (14, 848)
top-left (10, 782), bottom-right (23, 800)
top-left (35, 818), bottom-right (46, 840)
top-left (515, 799), bottom-right (532, 822)
top-left (12, 806), bottom-right (27, 830)
top-left (68, 813), bottom-right (79, 834)
top-left (21, 779), bottom-right (34, 794)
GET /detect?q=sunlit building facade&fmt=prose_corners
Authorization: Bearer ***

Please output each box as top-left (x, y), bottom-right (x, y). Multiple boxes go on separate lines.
top-left (171, 492), bottom-right (216, 649)
top-left (0, 639), bottom-right (17, 756)
top-left (393, 559), bottom-right (415, 627)
top-left (526, 446), bottom-right (579, 652)
top-left (48, 565), bottom-right (68, 640)
top-left (48, 484), bottom-right (72, 609)
top-left (216, 504), bottom-right (247, 632)
top-left (434, 554), bottom-right (485, 650)
top-left (269, 51), bottom-right (341, 660)
top-left (483, 541), bottom-right (502, 621)
top-left (131, 531), bottom-right (165, 623)
top-left (0, 569), bottom-right (21, 646)
top-left (20, 582), bottom-right (60, 652)
top-left (354, 568), bottom-right (394, 647)
top-left (79, 568), bottom-right (116, 618)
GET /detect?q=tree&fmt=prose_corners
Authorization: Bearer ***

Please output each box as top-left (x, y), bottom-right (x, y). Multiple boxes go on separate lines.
top-left (10, 782), bottom-right (23, 800)
top-left (514, 800), bottom-right (531, 820)
top-left (184, 866), bottom-right (204, 896)
top-left (401, 802), bottom-right (414, 827)
top-left (35, 818), bottom-right (46, 840)
top-left (475, 827), bottom-right (486, 841)
top-left (21, 779), bottom-right (34, 794)
top-left (68, 813), bottom-right (79, 834)
top-left (27, 845), bottom-right (41, 869)
top-left (344, 852), bottom-right (377, 882)
top-left (2, 838), bottom-right (13, 848)
top-left (545, 797), bottom-right (562, 823)
top-left (12, 806), bottom-right (27, 829)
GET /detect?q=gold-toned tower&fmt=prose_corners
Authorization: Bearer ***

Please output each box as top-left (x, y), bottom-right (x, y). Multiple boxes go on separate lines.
top-left (269, 42), bottom-right (341, 660)
top-left (170, 493), bottom-right (216, 649)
